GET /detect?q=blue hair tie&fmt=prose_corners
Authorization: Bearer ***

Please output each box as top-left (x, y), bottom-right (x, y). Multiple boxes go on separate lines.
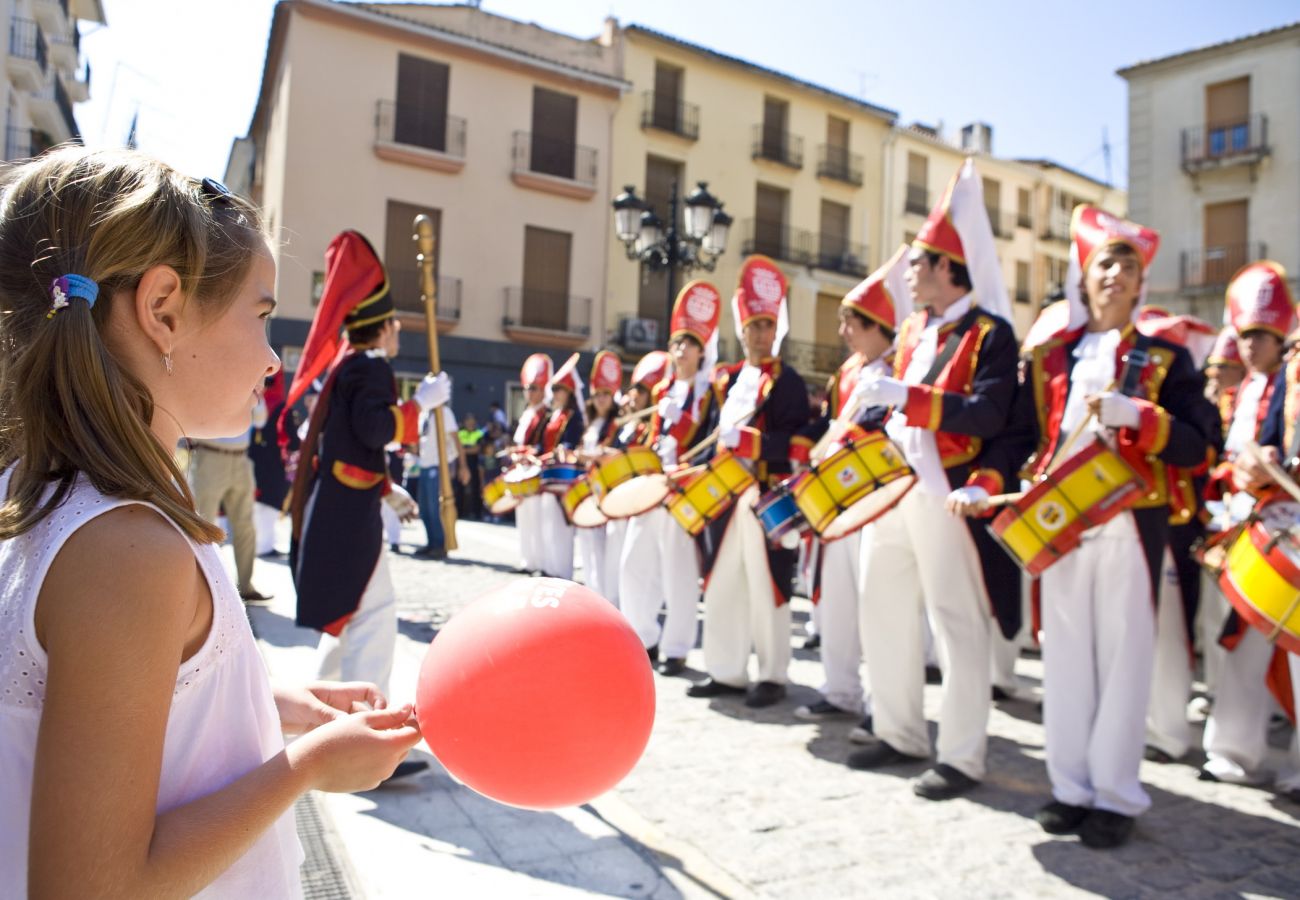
top-left (46, 274), bottom-right (98, 319)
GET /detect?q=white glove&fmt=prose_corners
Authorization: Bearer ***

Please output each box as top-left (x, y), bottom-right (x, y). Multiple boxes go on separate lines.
top-left (719, 426), bottom-right (741, 449)
top-left (854, 375), bottom-right (908, 408)
top-left (1095, 392), bottom-right (1140, 429)
top-left (414, 371), bottom-right (451, 411)
top-left (944, 485), bottom-right (990, 518)
top-left (657, 396), bottom-right (683, 425)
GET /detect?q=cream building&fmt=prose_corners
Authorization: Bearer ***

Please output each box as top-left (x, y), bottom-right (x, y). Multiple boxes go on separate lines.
top-left (1, 0), bottom-right (102, 160)
top-left (228, 0), bottom-right (626, 416)
top-left (1119, 22), bottom-right (1300, 321)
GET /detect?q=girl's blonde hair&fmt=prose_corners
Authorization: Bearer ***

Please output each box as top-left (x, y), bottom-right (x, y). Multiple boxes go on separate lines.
top-left (0, 146), bottom-right (269, 543)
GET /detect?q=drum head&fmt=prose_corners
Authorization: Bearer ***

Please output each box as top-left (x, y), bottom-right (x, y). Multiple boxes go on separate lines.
top-left (571, 495), bottom-right (608, 529)
top-left (819, 475), bottom-right (915, 541)
top-left (600, 473), bottom-right (670, 519)
top-left (489, 493), bottom-right (522, 515)
top-left (504, 464), bottom-right (540, 484)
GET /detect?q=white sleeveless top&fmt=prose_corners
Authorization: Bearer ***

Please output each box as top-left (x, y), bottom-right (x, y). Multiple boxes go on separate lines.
top-left (0, 470), bottom-right (303, 899)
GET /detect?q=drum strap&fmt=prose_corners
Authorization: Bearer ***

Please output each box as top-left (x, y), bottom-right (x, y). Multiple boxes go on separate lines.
top-left (1117, 333), bottom-right (1153, 399)
top-left (921, 307), bottom-right (982, 386)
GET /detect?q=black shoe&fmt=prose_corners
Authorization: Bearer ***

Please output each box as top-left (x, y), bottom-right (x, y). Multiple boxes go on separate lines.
top-left (848, 715), bottom-right (875, 744)
top-left (1080, 810), bottom-right (1136, 849)
top-left (686, 678), bottom-right (746, 698)
top-left (794, 699), bottom-right (855, 721)
top-left (240, 589), bottom-right (273, 604)
top-left (381, 759), bottom-right (429, 784)
top-left (1282, 787), bottom-right (1300, 805)
top-left (1035, 800), bottom-right (1090, 834)
top-left (992, 685), bottom-right (1011, 702)
top-left (744, 681), bottom-right (787, 708)
top-left (1143, 745), bottom-right (1175, 764)
top-left (803, 633), bottom-right (821, 650)
top-left (257, 549), bottom-right (286, 560)
top-left (656, 657), bottom-right (686, 677)
top-left (646, 644), bottom-right (659, 664)
top-left (924, 665), bottom-right (943, 685)
top-left (913, 763), bottom-right (979, 800)
top-left (846, 740), bottom-right (927, 771)
top-left (390, 543), bottom-right (402, 553)
top-left (1197, 768), bottom-right (1219, 782)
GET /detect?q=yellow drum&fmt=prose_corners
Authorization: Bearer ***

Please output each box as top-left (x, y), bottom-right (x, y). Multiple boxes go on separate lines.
top-left (482, 473), bottom-right (520, 515)
top-left (562, 478), bottom-right (609, 529)
top-left (792, 431), bottom-right (915, 540)
top-left (503, 463), bottom-right (541, 501)
top-left (593, 446), bottom-right (666, 518)
top-left (1218, 496), bottom-right (1300, 655)
top-left (990, 441), bottom-right (1142, 576)
top-left (666, 450), bottom-right (756, 536)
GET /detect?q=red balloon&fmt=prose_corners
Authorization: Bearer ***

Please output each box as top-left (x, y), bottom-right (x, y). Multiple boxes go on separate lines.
top-left (415, 578), bottom-right (656, 809)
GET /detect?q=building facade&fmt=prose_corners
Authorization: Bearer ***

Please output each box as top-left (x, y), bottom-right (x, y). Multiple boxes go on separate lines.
top-left (1119, 22), bottom-right (1300, 321)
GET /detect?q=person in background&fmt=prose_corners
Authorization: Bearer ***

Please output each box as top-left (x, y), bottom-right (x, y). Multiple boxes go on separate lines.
top-left (458, 412), bottom-right (485, 521)
top-left (416, 394), bottom-right (468, 560)
top-left (249, 369), bottom-right (296, 558)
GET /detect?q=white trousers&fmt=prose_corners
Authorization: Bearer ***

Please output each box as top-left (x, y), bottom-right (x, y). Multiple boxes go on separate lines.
top-left (620, 506), bottom-right (700, 659)
top-left (858, 487), bottom-right (991, 779)
top-left (516, 495), bottom-right (545, 572)
top-left (1202, 625), bottom-right (1277, 784)
top-left (315, 553), bottom-right (397, 696)
top-left (380, 500), bottom-right (402, 546)
top-left (1147, 548), bottom-right (1194, 759)
top-left (604, 519), bottom-right (627, 609)
top-left (818, 532), bottom-right (866, 714)
top-left (254, 501), bottom-right (280, 556)
top-left (577, 525), bottom-right (607, 598)
top-left (702, 486), bottom-right (791, 685)
top-left (537, 493), bottom-right (575, 579)
top-left (1041, 513), bottom-right (1155, 816)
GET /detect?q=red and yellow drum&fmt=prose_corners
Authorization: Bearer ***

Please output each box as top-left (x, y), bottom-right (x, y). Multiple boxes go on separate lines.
top-left (502, 463), bottom-right (542, 501)
top-left (665, 450), bottom-right (756, 536)
top-left (592, 446), bottom-right (666, 518)
top-left (792, 431), bottom-right (914, 540)
top-left (482, 473), bottom-right (520, 515)
top-left (990, 441), bottom-right (1143, 576)
top-left (1218, 497), bottom-right (1300, 654)
top-left (562, 478), bottom-right (609, 529)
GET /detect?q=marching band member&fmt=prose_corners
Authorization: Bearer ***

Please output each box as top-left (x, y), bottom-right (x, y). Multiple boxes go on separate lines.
top-left (621, 282), bottom-right (721, 675)
top-left (846, 161), bottom-right (1022, 802)
top-left (577, 350), bottom-right (623, 602)
top-left (538, 353), bottom-right (586, 580)
top-left (790, 247), bottom-right (910, 725)
top-left (513, 353), bottom-right (553, 574)
top-left (1205, 327), bottom-right (1245, 406)
top-left (687, 256), bottom-right (811, 708)
top-left (1201, 262), bottom-right (1299, 791)
top-left (1005, 207), bottom-right (1215, 847)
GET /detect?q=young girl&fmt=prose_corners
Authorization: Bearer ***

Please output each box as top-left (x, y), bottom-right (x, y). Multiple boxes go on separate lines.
top-left (0, 147), bottom-right (422, 897)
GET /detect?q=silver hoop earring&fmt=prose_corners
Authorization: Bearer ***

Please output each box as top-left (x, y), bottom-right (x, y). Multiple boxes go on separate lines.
top-left (163, 353), bottom-right (173, 376)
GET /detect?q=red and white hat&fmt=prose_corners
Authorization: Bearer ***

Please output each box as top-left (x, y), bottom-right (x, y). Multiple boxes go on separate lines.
top-left (1207, 328), bottom-right (1244, 369)
top-left (631, 350), bottom-right (671, 390)
top-left (550, 352), bottom-right (582, 394)
top-left (520, 353), bottom-right (553, 388)
top-left (590, 350), bottom-right (622, 394)
top-left (842, 244), bottom-right (910, 332)
top-left (1225, 261), bottom-right (1296, 338)
top-left (732, 255), bottom-right (790, 355)
top-left (671, 279), bottom-right (722, 372)
top-left (1064, 205), bottom-right (1160, 330)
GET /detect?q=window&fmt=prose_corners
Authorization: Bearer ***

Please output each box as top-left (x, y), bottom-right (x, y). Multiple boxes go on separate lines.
top-left (815, 291), bottom-right (842, 350)
top-left (652, 61), bottom-right (683, 132)
top-left (818, 199), bottom-right (850, 270)
top-left (1203, 199), bottom-right (1248, 285)
top-left (530, 87), bottom-right (578, 179)
top-left (1205, 76), bottom-right (1249, 157)
top-left (1017, 188), bottom-right (1032, 229)
top-left (394, 54), bottom-right (449, 152)
top-left (761, 96), bottom-right (789, 160)
top-left (384, 200), bottom-right (440, 313)
top-left (905, 153), bottom-right (928, 213)
top-left (982, 177), bottom-right (1002, 236)
top-left (754, 183), bottom-right (789, 259)
top-left (1015, 261), bottom-right (1030, 304)
top-left (522, 225), bottom-right (572, 331)
top-left (637, 155), bottom-right (683, 327)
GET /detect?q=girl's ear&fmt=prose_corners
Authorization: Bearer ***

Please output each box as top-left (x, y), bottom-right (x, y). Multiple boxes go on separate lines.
top-left (133, 264), bottom-right (186, 356)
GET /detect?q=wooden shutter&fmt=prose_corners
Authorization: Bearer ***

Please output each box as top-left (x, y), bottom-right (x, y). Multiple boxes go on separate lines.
top-left (384, 200), bottom-right (439, 314)
top-left (907, 152), bottom-right (927, 188)
top-left (1015, 261), bottom-right (1030, 303)
top-left (638, 155), bottom-right (684, 325)
top-left (826, 115), bottom-right (849, 150)
top-left (755, 183), bottom-right (787, 258)
top-left (1017, 188), bottom-right (1032, 226)
top-left (530, 87), bottom-right (577, 179)
top-left (653, 62), bottom-right (682, 131)
top-left (522, 226), bottom-right (571, 331)
top-left (819, 199), bottom-right (850, 265)
top-left (1206, 77), bottom-right (1249, 128)
top-left (815, 291), bottom-right (842, 349)
top-left (395, 54), bottom-right (449, 151)
top-left (1204, 200), bottom-right (1248, 284)
top-left (762, 96), bottom-right (787, 159)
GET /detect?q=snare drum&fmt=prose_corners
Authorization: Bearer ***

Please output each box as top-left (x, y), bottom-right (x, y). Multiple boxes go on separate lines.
top-left (792, 432), bottom-right (915, 540)
top-left (1218, 496), bottom-right (1300, 654)
top-left (990, 441), bottom-right (1143, 576)
top-left (593, 446), bottom-right (667, 518)
top-left (665, 450), bottom-right (756, 536)
top-left (540, 461), bottom-right (584, 495)
top-left (754, 482), bottom-right (807, 548)
top-left (502, 463), bottom-right (541, 500)
top-left (483, 473), bottom-right (522, 514)
top-left (562, 478), bottom-right (609, 529)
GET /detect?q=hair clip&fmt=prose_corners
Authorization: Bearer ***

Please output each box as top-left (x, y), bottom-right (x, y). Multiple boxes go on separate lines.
top-left (46, 274), bottom-right (98, 319)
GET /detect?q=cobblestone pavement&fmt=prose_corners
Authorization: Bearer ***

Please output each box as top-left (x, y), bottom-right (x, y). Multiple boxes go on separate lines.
top-left (247, 518), bottom-right (1300, 899)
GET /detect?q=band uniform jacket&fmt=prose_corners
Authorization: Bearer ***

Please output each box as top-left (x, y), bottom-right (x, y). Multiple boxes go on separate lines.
top-left (250, 399), bottom-right (298, 512)
top-left (694, 357), bottom-right (812, 607)
top-left (541, 405), bottom-right (585, 454)
top-left (290, 350), bottom-right (420, 634)
top-left (647, 371), bottom-right (719, 458)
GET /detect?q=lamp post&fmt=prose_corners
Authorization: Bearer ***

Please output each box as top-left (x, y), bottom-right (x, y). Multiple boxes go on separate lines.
top-left (612, 180), bottom-right (732, 336)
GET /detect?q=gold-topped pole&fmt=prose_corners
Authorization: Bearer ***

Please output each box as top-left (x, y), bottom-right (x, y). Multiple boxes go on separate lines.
top-left (415, 214), bottom-right (457, 552)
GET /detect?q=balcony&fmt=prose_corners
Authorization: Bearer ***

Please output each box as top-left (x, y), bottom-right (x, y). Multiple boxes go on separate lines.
top-left (63, 54), bottom-right (88, 102)
top-left (502, 287), bottom-right (592, 349)
top-left (373, 100), bottom-right (465, 173)
top-left (45, 27), bottom-right (77, 69)
top-left (7, 19), bottom-right (47, 91)
top-left (1017, 210), bottom-right (1034, 230)
top-left (816, 144), bottom-right (863, 186)
top-left (387, 268), bottom-right (462, 334)
top-left (29, 74), bottom-right (77, 142)
top-left (740, 218), bottom-right (811, 265)
top-left (752, 125), bottom-right (803, 169)
top-left (1041, 207), bottom-right (1071, 243)
top-left (1181, 242), bottom-right (1268, 290)
top-left (639, 91), bottom-right (698, 141)
top-left (510, 131), bottom-right (597, 200)
top-left (31, 0), bottom-right (70, 36)
top-left (904, 183), bottom-right (929, 216)
top-left (782, 338), bottom-right (846, 378)
top-left (812, 236), bottom-right (869, 277)
top-left (1181, 114), bottom-right (1270, 178)
top-left (4, 125), bottom-right (56, 161)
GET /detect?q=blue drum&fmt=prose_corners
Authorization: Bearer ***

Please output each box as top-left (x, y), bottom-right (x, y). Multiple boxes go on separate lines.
top-left (754, 483), bottom-right (806, 548)
top-left (540, 461), bottom-right (585, 494)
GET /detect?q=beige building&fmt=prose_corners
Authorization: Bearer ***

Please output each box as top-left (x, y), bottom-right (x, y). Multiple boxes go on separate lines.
top-left (1119, 22), bottom-right (1300, 321)
top-left (228, 0), bottom-right (626, 415)
top-left (1, 0), bottom-right (102, 160)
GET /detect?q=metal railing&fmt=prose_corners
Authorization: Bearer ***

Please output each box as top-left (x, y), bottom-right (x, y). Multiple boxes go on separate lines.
top-left (1041, 207), bottom-right (1071, 242)
top-left (740, 218), bottom-right (812, 265)
top-left (387, 268), bottom-right (462, 320)
top-left (816, 144), bottom-right (863, 186)
top-left (5, 126), bottom-right (31, 160)
top-left (502, 286), bottom-right (592, 337)
top-left (9, 18), bottom-right (47, 74)
top-left (904, 183), bottom-right (929, 215)
top-left (1180, 243), bottom-right (1268, 290)
top-left (512, 131), bottom-right (597, 186)
top-left (719, 335), bottom-right (844, 376)
top-left (1181, 114), bottom-right (1269, 170)
top-left (812, 236), bottom-right (869, 277)
top-left (1017, 210), bottom-right (1034, 230)
top-left (639, 91), bottom-right (699, 140)
top-left (374, 101), bottom-right (465, 158)
top-left (751, 125), bottom-right (803, 168)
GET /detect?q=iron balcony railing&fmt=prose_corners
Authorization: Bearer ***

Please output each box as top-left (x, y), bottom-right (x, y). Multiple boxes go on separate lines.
top-left (374, 100), bottom-right (466, 158)
top-left (5, 126), bottom-right (31, 160)
top-left (387, 268), bottom-right (462, 320)
top-left (512, 131), bottom-right (597, 186)
top-left (1181, 243), bottom-right (1268, 290)
top-left (1181, 114), bottom-right (1269, 171)
top-left (752, 125), bottom-right (803, 169)
top-left (639, 91), bottom-right (699, 140)
top-left (904, 183), bottom-right (929, 215)
top-left (813, 235), bottom-right (869, 277)
top-left (502, 287), bottom-right (592, 337)
top-left (816, 144), bottom-right (863, 186)
top-left (1041, 207), bottom-right (1071, 242)
top-left (9, 18), bottom-right (47, 74)
top-left (782, 338), bottom-right (847, 377)
top-left (740, 218), bottom-right (812, 265)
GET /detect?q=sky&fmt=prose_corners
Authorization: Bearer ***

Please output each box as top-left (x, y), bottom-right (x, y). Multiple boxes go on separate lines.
top-left (77, 0), bottom-right (1299, 189)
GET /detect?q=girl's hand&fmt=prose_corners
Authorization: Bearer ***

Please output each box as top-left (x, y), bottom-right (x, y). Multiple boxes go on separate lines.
top-left (290, 705), bottom-right (424, 792)
top-left (273, 680), bottom-right (388, 735)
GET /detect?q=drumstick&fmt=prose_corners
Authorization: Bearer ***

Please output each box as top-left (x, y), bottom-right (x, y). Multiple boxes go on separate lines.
top-left (614, 405), bottom-right (656, 426)
top-left (1046, 411), bottom-right (1098, 475)
top-left (1243, 441), bottom-right (1300, 506)
top-left (810, 393), bottom-right (862, 463)
top-left (679, 404), bottom-right (759, 464)
top-left (984, 492), bottom-right (1025, 508)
